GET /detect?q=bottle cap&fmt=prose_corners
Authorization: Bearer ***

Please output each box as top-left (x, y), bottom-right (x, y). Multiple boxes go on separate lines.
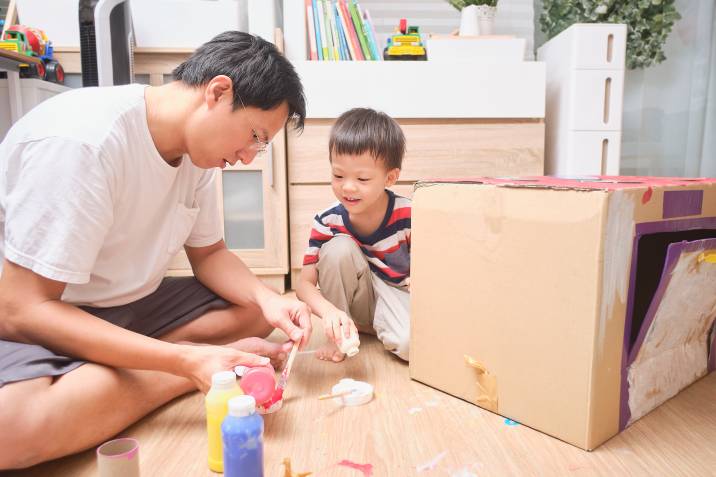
top-left (211, 371), bottom-right (236, 391)
top-left (228, 395), bottom-right (256, 417)
top-left (338, 335), bottom-right (360, 357)
top-left (239, 366), bottom-right (277, 405)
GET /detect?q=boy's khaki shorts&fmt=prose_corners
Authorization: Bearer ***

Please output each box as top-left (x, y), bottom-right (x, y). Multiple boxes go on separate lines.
top-left (316, 235), bottom-right (411, 360)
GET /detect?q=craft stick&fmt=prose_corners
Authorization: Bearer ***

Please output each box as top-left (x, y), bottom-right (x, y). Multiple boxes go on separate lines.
top-left (318, 390), bottom-right (352, 400)
top-left (277, 341), bottom-right (300, 389)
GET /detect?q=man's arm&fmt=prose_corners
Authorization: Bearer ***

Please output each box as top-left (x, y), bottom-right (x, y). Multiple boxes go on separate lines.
top-left (0, 259), bottom-right (270, 392)
top-left (185, 240), bottom-right (312, 348)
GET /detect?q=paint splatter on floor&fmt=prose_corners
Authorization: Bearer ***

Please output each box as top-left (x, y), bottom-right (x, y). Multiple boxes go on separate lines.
top-left (417, 451), bottom-right (447, 472)
top-left (425, 400), bottom-right (440, 407)
top-left (504, 418), bottom-right (520, 426)
top-left (337, 459), bottom-right (373, 476)
top-left (408, 407), bottom-right (424, 415)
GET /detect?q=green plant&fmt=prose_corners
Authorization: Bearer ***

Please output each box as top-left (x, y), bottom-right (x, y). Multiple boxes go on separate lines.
top-left (448, 0), bottom-right (498, 9)
top-left (540, 0), bottom-right (681, 69)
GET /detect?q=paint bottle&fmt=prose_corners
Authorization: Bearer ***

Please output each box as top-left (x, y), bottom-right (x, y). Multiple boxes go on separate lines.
top-left (239, 365), bottom-right (276, 407)
top-left (206, 370), bottom-right (243, 473)
top-left (222, 395), bottom-right (264, 477)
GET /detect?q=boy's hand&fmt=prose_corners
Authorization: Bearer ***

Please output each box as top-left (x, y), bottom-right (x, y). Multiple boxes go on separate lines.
top-left (258, 293), bottom-right (312, 349)
top-left (322, 309), bottom-right (358, 347)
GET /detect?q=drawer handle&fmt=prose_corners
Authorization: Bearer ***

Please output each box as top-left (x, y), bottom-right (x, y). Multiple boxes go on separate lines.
top-left (603, 77), bottom-right (612, 124)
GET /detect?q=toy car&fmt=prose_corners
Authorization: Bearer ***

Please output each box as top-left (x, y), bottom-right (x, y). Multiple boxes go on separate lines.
top-left (383, 18), bottom-right (427, 61)
top-left (0, 25), bottom-right (65, 84)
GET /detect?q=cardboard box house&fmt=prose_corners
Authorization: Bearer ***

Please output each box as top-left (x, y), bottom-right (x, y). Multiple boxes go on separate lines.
top-left (409, 176), bottom-right (716, 450)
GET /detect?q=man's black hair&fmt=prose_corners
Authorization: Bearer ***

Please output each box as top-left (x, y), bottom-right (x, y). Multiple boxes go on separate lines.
top-left (173, 31), bottom-right (305, 130)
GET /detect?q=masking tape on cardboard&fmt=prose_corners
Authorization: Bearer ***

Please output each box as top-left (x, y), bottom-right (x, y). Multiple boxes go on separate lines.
top-left (464, 355), bottom-right (498, 412)
top-left (697, 250), bottom-right (716, 264)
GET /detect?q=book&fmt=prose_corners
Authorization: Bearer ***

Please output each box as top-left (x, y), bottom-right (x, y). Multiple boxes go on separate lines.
top-left (326, 0), bottom-right (341, 60)
top-left (316, 0), bottom-right (329, 60)
top-left (306, 0), bottom-right (318, 60)
top-left (362, 8), bottom-right (381, 61)
top-left (333, 3), bottom-right (349, 60)
top-left (338, 0), bottom-right (363, 60)
top-left (349, 0), bottom-right (372, 60)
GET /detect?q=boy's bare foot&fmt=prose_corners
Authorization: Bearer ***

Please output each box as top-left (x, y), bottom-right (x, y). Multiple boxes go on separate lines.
top-left (315, 341), bottom-right (346, 362)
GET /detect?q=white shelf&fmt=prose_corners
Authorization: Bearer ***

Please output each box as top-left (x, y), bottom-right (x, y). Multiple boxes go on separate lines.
top-left (294, 60), bottom-right (545, 119)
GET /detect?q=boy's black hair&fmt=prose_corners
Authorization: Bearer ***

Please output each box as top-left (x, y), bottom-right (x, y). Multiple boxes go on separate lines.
top-left (329, 108), bottom-right (405, 170)
top-left (172, 31), bottom-right (305, 131)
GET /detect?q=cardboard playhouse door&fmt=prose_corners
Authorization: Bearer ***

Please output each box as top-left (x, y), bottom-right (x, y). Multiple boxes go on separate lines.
top-left (624, 238), bottom-right (716, 427)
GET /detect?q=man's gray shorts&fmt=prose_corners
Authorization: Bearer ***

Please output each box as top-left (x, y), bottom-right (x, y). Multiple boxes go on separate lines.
top-left (0, 277), bottom-right (230, 388)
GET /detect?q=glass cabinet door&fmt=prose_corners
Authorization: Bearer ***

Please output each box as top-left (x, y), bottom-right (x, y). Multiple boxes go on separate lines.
top-left (168, 128), bottom-right (288, 274)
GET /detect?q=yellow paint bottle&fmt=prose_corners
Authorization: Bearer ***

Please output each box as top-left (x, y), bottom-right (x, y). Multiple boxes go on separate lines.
top-left (206, 371), bottom-right (243, 473)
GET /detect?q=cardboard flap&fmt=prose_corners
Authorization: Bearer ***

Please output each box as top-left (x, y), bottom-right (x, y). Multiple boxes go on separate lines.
top-left (625, 238), bottom-right (716, 425)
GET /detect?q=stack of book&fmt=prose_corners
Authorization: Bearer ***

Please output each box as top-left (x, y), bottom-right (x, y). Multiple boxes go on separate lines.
top-left (305, 0), bottom-right (381, 61)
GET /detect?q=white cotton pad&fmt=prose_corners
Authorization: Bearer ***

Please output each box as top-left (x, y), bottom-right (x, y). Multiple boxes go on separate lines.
top-left (331, 378), bottom-right (374, 406)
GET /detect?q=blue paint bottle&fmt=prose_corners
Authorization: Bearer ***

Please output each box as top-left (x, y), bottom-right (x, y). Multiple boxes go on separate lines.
top-left (222, 395), bottom-right (264, 477)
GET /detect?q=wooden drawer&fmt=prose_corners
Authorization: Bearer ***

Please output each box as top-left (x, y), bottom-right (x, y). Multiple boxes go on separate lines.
top-left (289, 184), bottom-right (415, 269)
top-left (288, 119), bottom-right (545, 184)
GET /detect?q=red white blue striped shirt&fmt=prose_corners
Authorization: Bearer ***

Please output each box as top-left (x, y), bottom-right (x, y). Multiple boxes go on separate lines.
top-left (303, 190), bottom-right (411, 287)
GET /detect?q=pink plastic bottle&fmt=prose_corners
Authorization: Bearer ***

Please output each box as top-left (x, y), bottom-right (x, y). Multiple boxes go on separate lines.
top-left (239, 366), bottom-right (276, 407)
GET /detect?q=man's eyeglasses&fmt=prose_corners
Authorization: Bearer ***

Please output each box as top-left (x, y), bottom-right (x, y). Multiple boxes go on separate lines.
top-left (236, 92), bottom-right (270, 154)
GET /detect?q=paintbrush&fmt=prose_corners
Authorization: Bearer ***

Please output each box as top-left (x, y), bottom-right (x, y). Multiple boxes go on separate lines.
top-left (275, 341), bottom-right (300, 395)
top-left (257, 341), bottom-right (300, 412)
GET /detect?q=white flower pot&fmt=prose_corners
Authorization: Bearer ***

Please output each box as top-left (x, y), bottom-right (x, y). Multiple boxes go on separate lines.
top-left (459, 5), bottom-right (480, 36)
top-left (476, 5), bottom-right (497, 36)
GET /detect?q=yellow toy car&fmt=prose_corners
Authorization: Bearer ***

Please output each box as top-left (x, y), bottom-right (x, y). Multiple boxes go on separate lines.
top-left (383, 19), bottom-right (427, 61)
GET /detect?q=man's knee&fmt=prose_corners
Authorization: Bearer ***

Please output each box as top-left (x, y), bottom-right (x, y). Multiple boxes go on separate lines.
top-left (0, 391), bottom-right (55, 469)
top-left (224, 304), bottom-right (273, 339)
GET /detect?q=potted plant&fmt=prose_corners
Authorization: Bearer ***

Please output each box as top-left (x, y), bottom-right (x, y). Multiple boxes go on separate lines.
top-left (449, 0), bottom-right (499, 36)
top-left (539, 0), bottom-right (681, 69)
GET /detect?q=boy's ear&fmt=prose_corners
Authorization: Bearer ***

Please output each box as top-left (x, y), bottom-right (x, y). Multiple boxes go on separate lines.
top-left (385, 168), bottom-right (401, 187)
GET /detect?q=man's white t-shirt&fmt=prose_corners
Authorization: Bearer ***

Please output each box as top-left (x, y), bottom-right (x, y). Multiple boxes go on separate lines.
top-left (0, 84), bottom-right (223, 307)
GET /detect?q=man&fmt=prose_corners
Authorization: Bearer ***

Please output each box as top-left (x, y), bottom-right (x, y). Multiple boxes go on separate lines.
top-left (0, 31), bottom-right (312, 469)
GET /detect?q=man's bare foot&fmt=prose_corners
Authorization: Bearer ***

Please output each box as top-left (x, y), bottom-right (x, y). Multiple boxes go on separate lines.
top-left (315, 341), bottom-right (346, 363)
top-left (226, 337), bottom-right (293, 369)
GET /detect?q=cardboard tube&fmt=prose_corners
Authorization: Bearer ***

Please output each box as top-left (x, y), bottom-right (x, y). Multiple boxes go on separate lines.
top-left (97, 438), bottom-right (140, 477)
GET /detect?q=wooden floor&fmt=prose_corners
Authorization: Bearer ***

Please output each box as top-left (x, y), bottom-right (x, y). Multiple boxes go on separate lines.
top-left (5, 313), bottom-right (716, 477)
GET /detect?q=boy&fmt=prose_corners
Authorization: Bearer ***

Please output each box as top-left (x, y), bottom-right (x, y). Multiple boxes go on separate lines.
top-left (297, 108), bottom-right (411, 362)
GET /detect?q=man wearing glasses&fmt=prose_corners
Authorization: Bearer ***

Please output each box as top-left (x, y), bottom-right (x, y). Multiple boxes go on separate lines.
top-left (0, 31), bottom-right (311, 468)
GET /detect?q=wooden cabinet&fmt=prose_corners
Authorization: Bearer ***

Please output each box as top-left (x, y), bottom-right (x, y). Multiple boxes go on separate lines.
top-left (167, 129), bottom-right (289, 293)
top-left (287, 118), bottom-right (545, 286)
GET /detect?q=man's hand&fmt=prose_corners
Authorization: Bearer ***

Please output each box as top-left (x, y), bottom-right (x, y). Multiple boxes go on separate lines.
top-left (179, 343), bottom-right (270, 394)
top-left (322, 309), bottom-right (358, 348)
top-left (258, 293), bottom-right (312, 349)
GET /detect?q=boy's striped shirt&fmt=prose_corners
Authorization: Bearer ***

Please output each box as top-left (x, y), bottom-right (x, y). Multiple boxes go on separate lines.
top-left (303, 190), bottom-right (411, 287)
